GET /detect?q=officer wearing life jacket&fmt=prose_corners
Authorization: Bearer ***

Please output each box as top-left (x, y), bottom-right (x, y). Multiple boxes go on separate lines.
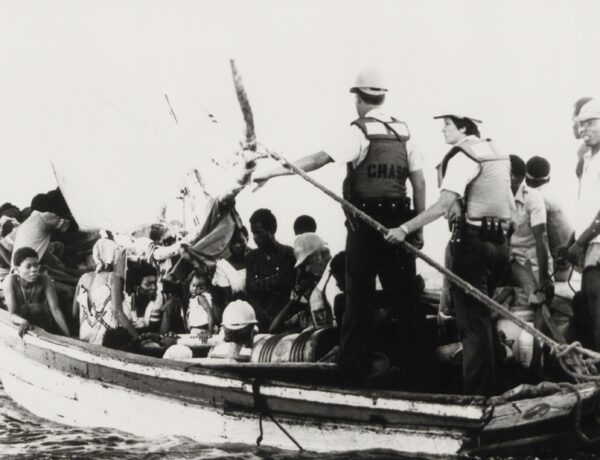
top-left (386, 114), bottom-right (513, 396)
top-left (253, 68), bottom-right (427, 381)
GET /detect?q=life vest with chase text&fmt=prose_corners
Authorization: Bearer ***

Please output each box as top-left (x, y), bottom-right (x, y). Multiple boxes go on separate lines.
top-left (344, 117), bottom-right (410, 201)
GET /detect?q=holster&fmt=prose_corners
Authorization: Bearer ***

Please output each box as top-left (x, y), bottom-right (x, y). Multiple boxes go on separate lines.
top-left (449, 216), bottom-right (465, 247)
top-left (479, 217), bottom-right (512, 244)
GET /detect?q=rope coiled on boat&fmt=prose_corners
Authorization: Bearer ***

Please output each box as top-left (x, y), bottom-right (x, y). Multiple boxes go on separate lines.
top-left (560, 382), bottom-right (600, 445)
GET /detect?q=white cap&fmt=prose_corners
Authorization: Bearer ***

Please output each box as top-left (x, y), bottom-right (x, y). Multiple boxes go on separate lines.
top-left (222, 300), bottom-right (258, 330)
top-left (577, 99), bottom-right (600, 123)
top-left (293, 232), bottom-right (327, 268)
top-left (433, 114), bottom-right (482, 123)
top-left (350, 67), bottom-right (388, 96)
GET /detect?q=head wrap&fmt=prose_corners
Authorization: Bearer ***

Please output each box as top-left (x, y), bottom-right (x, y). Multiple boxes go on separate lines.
top-left (92, 238), bottom-right (120, 272)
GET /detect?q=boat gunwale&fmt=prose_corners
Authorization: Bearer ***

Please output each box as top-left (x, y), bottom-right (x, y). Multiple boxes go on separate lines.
top-left (0, 310), bottom-right (488, 407)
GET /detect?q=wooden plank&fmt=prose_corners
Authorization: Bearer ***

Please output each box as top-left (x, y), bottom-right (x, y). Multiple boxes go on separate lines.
top-left (483, 384), bottom-right (600, 432)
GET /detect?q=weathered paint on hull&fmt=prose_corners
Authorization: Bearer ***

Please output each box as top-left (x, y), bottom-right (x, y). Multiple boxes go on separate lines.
top-left (2, 310), bottom-right (597, 456)
top-left (0, 341), bottom-right (465, 455)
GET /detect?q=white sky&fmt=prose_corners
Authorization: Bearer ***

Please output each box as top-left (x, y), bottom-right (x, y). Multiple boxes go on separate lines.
top-left (1, 0), bottom-right (599, 277)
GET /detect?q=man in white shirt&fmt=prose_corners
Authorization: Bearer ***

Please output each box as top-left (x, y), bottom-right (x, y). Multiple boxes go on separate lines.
top-left (508, 154), bottom-right (552, 298)
top-left (253, 68), bottom-right (426, 380)
top-left (566, 99), bottom-right (600, 352)
top-left (525, 156), bottom-right (573, 281)
top-left (386, 114), bottom-right (513, 396)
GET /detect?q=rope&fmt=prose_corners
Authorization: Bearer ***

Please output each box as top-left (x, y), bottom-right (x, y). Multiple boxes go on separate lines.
top-left (560, 382), bottom-right (600, 445)
top-left (260, 145), bottom-right (600, 381)
top-left (252, 380), bottom-right (304, 451)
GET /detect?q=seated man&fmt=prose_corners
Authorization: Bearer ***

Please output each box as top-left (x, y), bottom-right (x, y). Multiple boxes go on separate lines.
top-left (246, 209), bottom-right (295, 331)
top-left (124, 260), bottom-right (159, 331)
top-left (12, 196), bottom-right (85, 307)
top-left (509, 155), bottom-right (553, 298)
top-left (4, 247), bottom-right (70, 338)
top-left (208, 300), bottom-right (259, 361)
top-left (269, 233), bottom-right (341, 333)
top-left (525, 156), bottom-right (574, 281)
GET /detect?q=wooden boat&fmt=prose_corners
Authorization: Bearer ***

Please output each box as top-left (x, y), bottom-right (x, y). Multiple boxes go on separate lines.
top-left (0, 308), bottom-right (599, 457)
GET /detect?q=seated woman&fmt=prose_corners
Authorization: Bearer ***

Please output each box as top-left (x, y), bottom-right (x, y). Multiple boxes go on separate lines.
top-left (212, 226), bottom-right (250, 316)
top-left (4, 247), bottom-right (70, 338)
top-left (208, 300), bottom-right (258, 361)
top-left (144, 278), bottom-right (186, 335)
top-left (74, 238), bottom-right (141, 349)
top-left (186, 272), bottom-right (215, 336)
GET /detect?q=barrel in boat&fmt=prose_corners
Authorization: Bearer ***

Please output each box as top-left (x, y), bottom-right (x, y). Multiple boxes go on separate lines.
top-left (251, 327), bottom-right (337, 363)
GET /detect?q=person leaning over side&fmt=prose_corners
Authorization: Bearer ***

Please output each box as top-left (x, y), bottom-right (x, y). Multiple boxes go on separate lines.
top-left (566, 99), bottom-right (600, 352)
top-left (253, 67), bottom-right (427, 381)
top-left (386, 114), bottom-right (513, 396)
top-left (508, 154), bottom-right (552, 299)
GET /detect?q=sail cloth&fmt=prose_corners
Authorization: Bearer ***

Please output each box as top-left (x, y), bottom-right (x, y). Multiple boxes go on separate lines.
top-left (47, 77), bottom-right (243, 235)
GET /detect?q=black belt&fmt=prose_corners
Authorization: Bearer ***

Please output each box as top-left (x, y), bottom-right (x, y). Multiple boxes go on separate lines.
top-left (352, 198), bottom-right (411, 214)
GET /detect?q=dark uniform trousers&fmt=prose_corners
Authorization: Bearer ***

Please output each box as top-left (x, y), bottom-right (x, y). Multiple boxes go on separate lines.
top-left (338, 202), bottom-right (421, 378)
top-left (450, 225), bottom-right (509, 396)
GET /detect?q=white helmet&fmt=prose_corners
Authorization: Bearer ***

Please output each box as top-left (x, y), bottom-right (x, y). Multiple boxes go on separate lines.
top-left (222, 300), bottom-right (258, 330)
top-left (163, 344), bottom-right (193, 360)
top-left (350, 67), bottom-right (388, 96)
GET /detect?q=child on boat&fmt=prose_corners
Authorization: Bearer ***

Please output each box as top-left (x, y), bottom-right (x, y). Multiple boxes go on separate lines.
top-left (186, 272), bottom-right (215, 337)
top-left (4, 247), bottom-right (70, 338)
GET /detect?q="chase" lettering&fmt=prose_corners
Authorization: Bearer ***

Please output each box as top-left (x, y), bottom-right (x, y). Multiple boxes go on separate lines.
top-left (367, 164), bottom-right (408, 179)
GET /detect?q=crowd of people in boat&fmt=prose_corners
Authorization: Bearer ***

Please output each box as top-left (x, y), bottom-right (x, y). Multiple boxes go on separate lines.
top-left (3, 68), bottom-right (600, 397)
top-left (0, 189), bottom-right (348, 363)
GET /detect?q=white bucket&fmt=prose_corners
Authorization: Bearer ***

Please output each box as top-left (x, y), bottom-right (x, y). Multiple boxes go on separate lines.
top-left (496, 319), bottom-right (535, 369)
top-left (515, 323), bottom-right (535, 368)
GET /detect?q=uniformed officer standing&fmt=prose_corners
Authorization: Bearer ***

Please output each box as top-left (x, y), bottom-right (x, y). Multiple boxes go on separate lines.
top-left (254, 68), bottom-right (427, 380)
top-left (386, 114), bottom-right (513, 396)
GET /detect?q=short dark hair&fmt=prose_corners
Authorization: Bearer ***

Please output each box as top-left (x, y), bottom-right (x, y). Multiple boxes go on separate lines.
top-left (330, 251), bottom-right (346, 280)
top-left (526, 156), bottom-right (550, 180)
top-left (126, 260), bottom-right (157, 294)
top-left (448, 116), bottom-right (480, 138)
top-left (510, 155), bottom-right (527, 179)
top-left (0, 202), bottom-right (21, 221)
top-left (356, 90), bottom-right (385, 106)
top-left (13, 247), bottom-right (39, 267)
top-left (2, 220), bottom-right (16, 238)
top-left (232, 225), bottom-right (249, 242)
top-left (223, 323), bottom-right (254, 346)
top-left (190, 271), bottom-right (209, 284)
top-left (149, 224), bottom-right (168, 243)
top-left (249, 208), bottom-right (277, 233)
top-left (31, 194), bottom-right (51, 213)
top-left (293, 215), bottom-right (317, 235)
